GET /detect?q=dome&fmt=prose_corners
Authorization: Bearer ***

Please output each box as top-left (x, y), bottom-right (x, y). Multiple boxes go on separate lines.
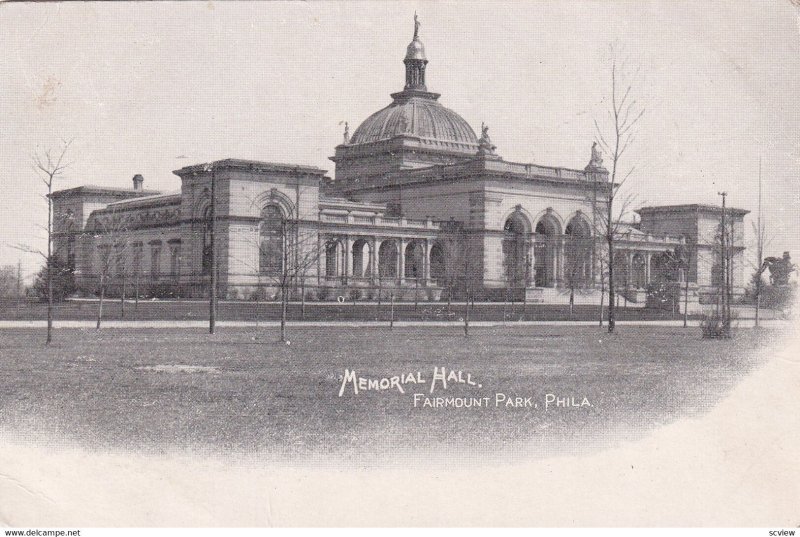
top-left (349, 96), bottom-right (478, 147)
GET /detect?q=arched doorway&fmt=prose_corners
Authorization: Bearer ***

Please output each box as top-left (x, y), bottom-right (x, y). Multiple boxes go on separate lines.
top-left (534, 214), bottom-right (560, 287)
top-left (503, 213), bottom-right (530, 288)
top-left (404, 240), bottom-right (425, 280)
top-left (429, 242), bottom-right (446, 285)
top-left (564, 215), bottom-right (592, 287)
top-left (378, 240), bottom-right (398, 279)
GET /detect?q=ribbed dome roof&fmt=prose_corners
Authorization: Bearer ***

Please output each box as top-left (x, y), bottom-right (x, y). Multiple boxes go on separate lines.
top-left (349, 96), bottom-right (478, 147)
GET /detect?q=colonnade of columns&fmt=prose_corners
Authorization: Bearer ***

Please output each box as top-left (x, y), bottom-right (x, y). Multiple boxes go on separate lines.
top-left (320, 235), bottom-right (434, 286)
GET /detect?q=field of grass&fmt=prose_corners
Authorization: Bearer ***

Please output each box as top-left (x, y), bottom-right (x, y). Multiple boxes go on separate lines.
top-left (0, 325), bottom-right (785, 465)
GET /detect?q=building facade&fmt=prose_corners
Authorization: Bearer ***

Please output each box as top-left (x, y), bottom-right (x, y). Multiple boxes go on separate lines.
top-left (51, 20), bottom-right (748, 305)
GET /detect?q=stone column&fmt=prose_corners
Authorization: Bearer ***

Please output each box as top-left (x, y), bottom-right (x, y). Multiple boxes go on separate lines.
top-left (344, 236), bottom-right (351, 285)
top-left (555, 236), bottom-right (564, 288)
top-left (423, 239), bottom-right (431, 285)
top-left (398, 238), bottom-right (406, 285)
top-left (317, 234), bottom-right (323, 286)
top-left (645, 252), bottom-right (652, 285)
top-left (370, 237), bottom-right (378, 283)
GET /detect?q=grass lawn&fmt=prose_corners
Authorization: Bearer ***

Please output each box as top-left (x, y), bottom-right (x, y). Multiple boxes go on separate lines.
top-left (0, 325), bottom-right (785, 465)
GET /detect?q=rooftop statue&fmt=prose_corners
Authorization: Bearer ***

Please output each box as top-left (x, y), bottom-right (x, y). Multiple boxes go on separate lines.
top-left (414, 12), bottom-right (420, 39)
top-left (590, 141), bottom-right (604, 167)
top-left (477, 122), bottom-right (498, 157)
top-left (480, 122), bottom-right (492, 143)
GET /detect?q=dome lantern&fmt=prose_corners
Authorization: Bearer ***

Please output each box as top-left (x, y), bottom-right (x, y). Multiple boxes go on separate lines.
top-left (404, 13), bottom-right (428, 91)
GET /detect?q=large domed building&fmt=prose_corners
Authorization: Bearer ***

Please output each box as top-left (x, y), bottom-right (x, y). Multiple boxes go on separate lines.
top-left (51, 16), bottom-right (748, 307)
top-left (331, 22), bottom-right (481, 183)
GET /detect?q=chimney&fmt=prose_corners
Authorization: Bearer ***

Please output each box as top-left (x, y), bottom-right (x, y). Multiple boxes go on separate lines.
top-left (132, 174), bottom-right (144, 191)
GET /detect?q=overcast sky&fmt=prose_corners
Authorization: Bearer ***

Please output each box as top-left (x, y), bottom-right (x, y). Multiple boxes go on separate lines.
top-left (1, 1), bottom-right (798, 281)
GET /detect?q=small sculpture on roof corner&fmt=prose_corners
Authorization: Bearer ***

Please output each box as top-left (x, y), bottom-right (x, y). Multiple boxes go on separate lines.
top-left (477, 122), bottom-right (498, 157)
top-left (589, 141), bottom-right (604, 168)
top-left (342, 121), bottom-right (350, 144)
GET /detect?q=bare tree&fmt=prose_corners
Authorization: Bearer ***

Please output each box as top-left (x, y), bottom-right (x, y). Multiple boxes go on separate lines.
top-left (16, 139), bottom-right (74, 344)
top-left (87, 207), bottom-right (130, 329)
top-left (232, 198), bottom-right (323, 342)
top-left (592, 46), bottom-right (645, 333)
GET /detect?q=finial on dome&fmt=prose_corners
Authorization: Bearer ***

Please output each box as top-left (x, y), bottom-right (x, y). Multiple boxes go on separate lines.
top-left (404, 13), bottom-right (428, 90)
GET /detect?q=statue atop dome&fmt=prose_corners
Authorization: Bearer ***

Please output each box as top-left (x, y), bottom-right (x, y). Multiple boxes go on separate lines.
top-left (414, 12), bottom-right (420, 39)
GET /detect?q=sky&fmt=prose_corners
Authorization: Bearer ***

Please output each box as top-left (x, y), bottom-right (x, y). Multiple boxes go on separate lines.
top-left (1, 0), bottom-right (798, 282)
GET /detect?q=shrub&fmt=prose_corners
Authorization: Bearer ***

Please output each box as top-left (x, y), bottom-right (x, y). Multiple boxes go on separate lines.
top-left (646, 281), bottom-right (682, 310)
top-left (316, 286), bottom-right (331, 301)
top-left (31, 258), bottom-right (77, 302)
top-left (700, 310), bottom-right (738, 339)
top-left (149, 282), bottom-right (182, 299)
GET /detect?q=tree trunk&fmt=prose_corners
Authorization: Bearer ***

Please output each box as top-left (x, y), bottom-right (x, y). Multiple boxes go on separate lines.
top-left (280, 286), bottom-right (287, 342)
top-left (389, 292), bottom-right (394, 330)
top-left (301, 282), bottom-right (306, 320)
top-left (754, 279), bottom-right (760, 328)
top-left (599, 270), bottom-right (605, 327)
top-left (569, 288), bottom-right (574, 318)
top-left (96, 274), bottom-right (105, 330)
top-left (607, 234), bottom-right (615, 333)
top-left (46, 197), bottom-right (53, 345)
top-left (521, 288), bottom-right (526, 322)
top-left (683, 275), bottom-right (689, 328)
top-left (463, 291), bottom-right (470, 337)
top-left (121, 274), bottom-right (126, 319)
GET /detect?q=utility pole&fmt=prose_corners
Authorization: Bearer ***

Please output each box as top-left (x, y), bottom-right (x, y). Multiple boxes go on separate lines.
top-left (208, 163), bottom-right (217, 334)
top-left (755, 157), bottom-right (762, 328)
top-left (17, 260), bottom-right (22, 315)
top-left (718, 191), bottom-right (729, 334)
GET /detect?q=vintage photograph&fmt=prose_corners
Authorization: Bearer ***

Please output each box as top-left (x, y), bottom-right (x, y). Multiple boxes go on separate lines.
top-left (0, 0), bottom-right (798, 529)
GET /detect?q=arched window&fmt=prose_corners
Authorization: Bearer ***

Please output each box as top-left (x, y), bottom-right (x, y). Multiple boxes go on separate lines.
top-left (259, 205), bottom-right (284, 276)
